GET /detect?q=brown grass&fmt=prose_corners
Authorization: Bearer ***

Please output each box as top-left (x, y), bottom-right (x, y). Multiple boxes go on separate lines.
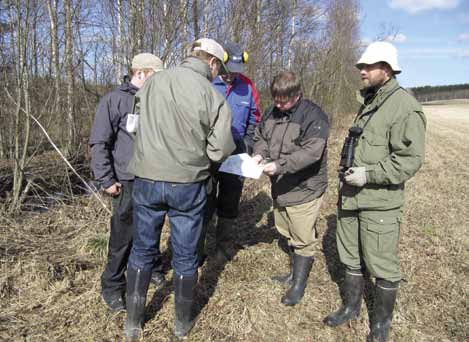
top-left (1, 102), bottom-right (467, 341)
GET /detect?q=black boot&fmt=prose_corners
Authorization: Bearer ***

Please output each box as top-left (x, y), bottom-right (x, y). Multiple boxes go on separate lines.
top-left (150, 270), bottom-right (166, 288)
top-left (124, 266), bottom-right (152, 341)
top-left (281, 254), bottom-right (314, 306)
top-left (214, 217), bottom-right (234, 261)
top-left (196, 220), bottom-right (211, 267)
top-left (151, 255), bottom-right (166, 288)
top-left (272, 245), bottom-right (294, 285)
top-left (324, 270), bottom-right (364, 326)
top-left (369, 280), bottom-right (399, 342)
top-left (174, 272), bottom-right (198, 338)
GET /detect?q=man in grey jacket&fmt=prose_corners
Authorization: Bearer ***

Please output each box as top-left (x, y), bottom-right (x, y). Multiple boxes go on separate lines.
top-left (89, 53), bottom-right (164, 312)
top-left (124, 38), bottom-right (235, 340)
top-left (253, 71), bottom-right (329, 307)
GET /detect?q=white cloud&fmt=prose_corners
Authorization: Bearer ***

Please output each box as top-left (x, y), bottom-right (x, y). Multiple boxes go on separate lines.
top-left (389, 0), bottom-right (460, 14)
top-left (384, 33), bottom-right (408, 43)
top-left (457, 33), bottom-right (469, 42)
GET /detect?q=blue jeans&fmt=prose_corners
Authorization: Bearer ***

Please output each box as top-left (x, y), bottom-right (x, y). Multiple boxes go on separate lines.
top-left (129, 177), bottom-right (207, 277)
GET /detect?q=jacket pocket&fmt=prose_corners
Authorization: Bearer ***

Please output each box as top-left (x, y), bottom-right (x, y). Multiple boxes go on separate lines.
top-left (358, 131), bottom-right (389, 164)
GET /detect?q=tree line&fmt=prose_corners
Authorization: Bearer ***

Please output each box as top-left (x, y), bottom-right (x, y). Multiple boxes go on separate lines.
top-left (410, 83), bottom-right (469, 103)
top-left (0, 0), bottom-right (361, 212)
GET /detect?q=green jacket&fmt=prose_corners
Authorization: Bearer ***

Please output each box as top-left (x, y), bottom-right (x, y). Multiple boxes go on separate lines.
top-left (341, 78), bottom-right (426, 211)
top-left (128, 57), bottom-right (235, 183)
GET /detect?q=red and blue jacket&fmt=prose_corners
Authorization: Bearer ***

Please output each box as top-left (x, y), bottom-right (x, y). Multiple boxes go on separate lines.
top-left (212, 74), bottom-right (261, 153)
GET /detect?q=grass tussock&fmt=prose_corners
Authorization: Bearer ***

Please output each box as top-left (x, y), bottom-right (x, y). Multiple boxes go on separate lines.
top-left (1, 103), bottom-right (468, 341)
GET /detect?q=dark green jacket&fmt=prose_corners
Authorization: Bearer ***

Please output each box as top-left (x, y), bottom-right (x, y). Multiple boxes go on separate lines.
top-left (341, 78), bottom-right (426, 211)
top-left (128, 57), bottom-right (235, 183)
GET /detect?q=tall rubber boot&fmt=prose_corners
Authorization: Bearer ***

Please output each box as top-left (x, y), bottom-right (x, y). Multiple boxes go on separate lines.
top-left (196, 220), bottom-right (211, 267)
top-left (214, 217), bottom-right (234, 260)
top-left (272, 245), bottom-right (294, 285)
top-left (369, 280), bottom-right (399, 342)
top-left (281, 254), bottom-right (314, 306)
top-left (124, 266), bottom-right (152, 341)
top-left (174, 272), bottom-right (198, 338)
top-left (323, 270), bottom-right (364, 327)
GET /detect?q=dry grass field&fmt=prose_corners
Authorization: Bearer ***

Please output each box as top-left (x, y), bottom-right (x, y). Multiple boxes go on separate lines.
top-left (1, 100), bottom-right (468, 341)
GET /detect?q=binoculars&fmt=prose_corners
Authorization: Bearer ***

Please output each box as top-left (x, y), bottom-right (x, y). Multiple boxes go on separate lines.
top-left (339, 126), bottom-right (363, 171)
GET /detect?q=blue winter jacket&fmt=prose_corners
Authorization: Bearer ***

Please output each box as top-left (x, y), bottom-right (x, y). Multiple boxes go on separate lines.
top-left (212, 75), bottom-right (259, 153)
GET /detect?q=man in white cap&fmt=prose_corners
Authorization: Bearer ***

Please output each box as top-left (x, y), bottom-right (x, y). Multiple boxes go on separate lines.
top-left (124, 38), bottom-right (235, 340)
top-left (90, 53), bottom-right (164, 312)
top-left (197, 42), bottom-right (261, 263)
top-left (323, 41), bottom-right (426, 342)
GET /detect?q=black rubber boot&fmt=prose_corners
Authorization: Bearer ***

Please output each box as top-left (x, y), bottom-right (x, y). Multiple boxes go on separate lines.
top-left (124, 266), bottom-right (152, 341)
top-left (272, 245), bottom-right (294, 285)
top-left (196, 221), bottom-right (210, 267)
top-left (150, 270), bottom-right (166, 288)
top-left (281, 254), bottom-right (314, 306)
top-left (174, 272), bottom-right (198, 338)
top-left (369, 280), bottom-right (399, 342)
top-left (323, 270), bottom-right (364, 327)
top-left (151, 256), bottom-right (166, 288)
top-left (214, 217), bottom-right (234, 261)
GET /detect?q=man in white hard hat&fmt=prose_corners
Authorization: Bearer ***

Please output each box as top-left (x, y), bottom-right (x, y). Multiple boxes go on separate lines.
top-left (90, 53), bottom-right (164, 312)
top-left (323, 41), bottom-right (426, 342)
top-left (123, 38), bottom-right (235, 340)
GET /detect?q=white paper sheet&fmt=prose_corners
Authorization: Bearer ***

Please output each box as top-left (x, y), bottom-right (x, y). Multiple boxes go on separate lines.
top-left (218, 153), bottom-right (264, 179)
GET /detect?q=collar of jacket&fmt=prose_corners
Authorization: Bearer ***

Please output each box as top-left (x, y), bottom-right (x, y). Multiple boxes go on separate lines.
top-left (356, 78), bottom-right (400, 109)
top-left (180, 56), bottom-right (212, 81)
top-left (213, 75), bottom-right (244, 97)
top-left (213, 74), bottom-right (241, 86)
top-left (119, 81), bottom-right (139, 95)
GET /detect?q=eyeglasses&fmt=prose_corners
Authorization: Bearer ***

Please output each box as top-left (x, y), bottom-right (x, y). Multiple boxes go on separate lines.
top-left (274, 96), bottom-right (293, 106)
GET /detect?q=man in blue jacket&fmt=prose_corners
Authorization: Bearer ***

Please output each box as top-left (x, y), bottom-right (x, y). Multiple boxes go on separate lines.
top-left (197, 42), bottom-right (261, 262)
top-left (89, 53), bottom-right (165, 312)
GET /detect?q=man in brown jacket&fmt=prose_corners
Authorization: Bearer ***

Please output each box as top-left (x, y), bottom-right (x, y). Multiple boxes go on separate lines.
top-left (253, 70), bottom-right (329, 306)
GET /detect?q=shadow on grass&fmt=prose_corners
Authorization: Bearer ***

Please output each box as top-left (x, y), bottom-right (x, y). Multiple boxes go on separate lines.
top-left (144, 189), bottom-right (279, 328)
top-left (194, 190), bottom-right (277, 320)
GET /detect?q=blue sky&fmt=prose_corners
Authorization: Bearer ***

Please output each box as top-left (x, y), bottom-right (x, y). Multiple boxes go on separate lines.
top-left (360, 0), bottom-right (469, 87)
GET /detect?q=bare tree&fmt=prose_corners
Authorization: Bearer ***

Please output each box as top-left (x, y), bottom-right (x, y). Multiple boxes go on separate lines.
top-left (9, 0), bottom-right (32, 212)
top-left (63, 0), bottom-right (76, 156)
top-left (46, 0), bottom-right (60, 117)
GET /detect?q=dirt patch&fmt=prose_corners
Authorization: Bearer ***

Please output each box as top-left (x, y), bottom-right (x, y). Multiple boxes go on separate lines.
top-left (1, 103), bottom-right (467, 341)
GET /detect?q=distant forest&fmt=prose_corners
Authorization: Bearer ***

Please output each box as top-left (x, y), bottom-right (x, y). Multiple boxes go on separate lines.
top-left (410, 83), bottom-right (469, 103)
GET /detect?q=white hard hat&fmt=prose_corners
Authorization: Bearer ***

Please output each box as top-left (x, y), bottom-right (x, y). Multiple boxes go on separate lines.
top-left (356, 41), bottom-right (401, 74)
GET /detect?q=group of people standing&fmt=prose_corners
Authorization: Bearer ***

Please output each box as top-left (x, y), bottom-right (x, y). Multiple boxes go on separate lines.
top-left (90, 38), bottom-right (426, 341)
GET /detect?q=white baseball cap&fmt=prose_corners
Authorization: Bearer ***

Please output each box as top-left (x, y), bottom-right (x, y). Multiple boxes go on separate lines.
top-left (131, 53), bottom-right (164, 72)
top-left (193, 38), bottom-right (229, 74)
top-left (356, 41), bottom-right (401, 74)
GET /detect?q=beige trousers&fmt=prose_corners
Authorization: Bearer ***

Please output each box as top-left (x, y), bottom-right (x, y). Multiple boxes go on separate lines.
top-left (273, 195), bottom-right (323, 257)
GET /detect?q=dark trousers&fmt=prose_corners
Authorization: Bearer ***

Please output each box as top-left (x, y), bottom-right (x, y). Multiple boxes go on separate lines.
top-left (101, 181), bottom-right (163, 296)
top-left (129, 178), bottom-right (206, 277)
top-left (206, 171), bottom-right (244, 220)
